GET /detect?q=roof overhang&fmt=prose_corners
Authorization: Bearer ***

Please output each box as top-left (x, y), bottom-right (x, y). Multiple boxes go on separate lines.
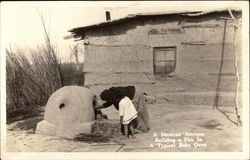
top-left (66, 8), bottom-right (242, 40)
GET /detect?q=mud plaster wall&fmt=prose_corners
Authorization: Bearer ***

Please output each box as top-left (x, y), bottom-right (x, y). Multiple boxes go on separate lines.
top-left (82, 12), bottom-right (242, 86)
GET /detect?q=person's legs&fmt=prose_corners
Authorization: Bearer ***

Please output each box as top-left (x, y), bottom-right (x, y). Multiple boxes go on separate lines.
top-left (129, 123), bottom-right (136, 138)
top-left (124, 124), bottom-right (129, 138)
top-left (138, 94), bottom-right (150, 130)
top-left (121, 124), bottom-right (125, 135)
top-left (133, 93), bottom-right (150, 132)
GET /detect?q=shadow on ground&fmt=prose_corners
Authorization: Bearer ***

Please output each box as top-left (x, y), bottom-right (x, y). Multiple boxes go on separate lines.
top-left (196, 119), bottom-right (224, 130)
top-left (8, 116), bottom-right (43, 133)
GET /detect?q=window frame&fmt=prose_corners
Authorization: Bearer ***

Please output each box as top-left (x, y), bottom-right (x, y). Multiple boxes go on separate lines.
top-left (153, 46), bottom-right (177, 75)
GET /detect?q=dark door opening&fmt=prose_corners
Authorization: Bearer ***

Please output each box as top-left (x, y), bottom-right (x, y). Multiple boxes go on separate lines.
top-left (153, 47), bottom-right (176, 75)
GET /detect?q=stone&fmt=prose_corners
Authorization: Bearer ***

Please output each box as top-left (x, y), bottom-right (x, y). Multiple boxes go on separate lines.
top-left (36, 86), bottom-right (97, 138)
top-left (145, 95), bottom-right (156, 104)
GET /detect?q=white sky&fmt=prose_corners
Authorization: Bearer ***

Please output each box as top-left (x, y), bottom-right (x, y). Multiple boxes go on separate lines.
top-left (1, 1), bottom-right (246, 62)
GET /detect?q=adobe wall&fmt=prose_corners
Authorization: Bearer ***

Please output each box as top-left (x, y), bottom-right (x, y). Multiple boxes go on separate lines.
top-left (82, 11), bottom-right (242, 87)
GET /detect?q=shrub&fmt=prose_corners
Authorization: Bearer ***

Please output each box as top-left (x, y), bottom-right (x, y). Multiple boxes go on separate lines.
top-left (6, 45), bottom-right (62, 121)
top-left (60, 62), bottom-right (84, 86)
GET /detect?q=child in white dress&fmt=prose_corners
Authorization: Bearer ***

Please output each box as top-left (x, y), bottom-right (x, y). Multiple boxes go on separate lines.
top-left (119, 96), bottom-right (137, 139)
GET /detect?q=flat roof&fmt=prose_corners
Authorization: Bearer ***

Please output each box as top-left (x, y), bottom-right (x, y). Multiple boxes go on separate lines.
top-left (68, 8), bottom-right (241, 37)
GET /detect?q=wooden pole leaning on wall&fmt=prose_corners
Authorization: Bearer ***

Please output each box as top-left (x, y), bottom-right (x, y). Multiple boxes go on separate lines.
top-left (213, 18), bottom-right (227, 111)
top-left (228, 8), bottom-right (242, 126)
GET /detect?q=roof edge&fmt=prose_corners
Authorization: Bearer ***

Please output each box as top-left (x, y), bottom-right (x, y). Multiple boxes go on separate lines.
top-left (68, 8), bottom-right (242, 35)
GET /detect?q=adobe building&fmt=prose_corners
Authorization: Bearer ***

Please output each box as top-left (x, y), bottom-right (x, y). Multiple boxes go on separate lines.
top-left (68, 8), bottom-right (242, 87)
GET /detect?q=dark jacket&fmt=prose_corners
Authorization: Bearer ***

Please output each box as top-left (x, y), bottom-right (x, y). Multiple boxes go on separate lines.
top-left (100, 86), bottom-right (135, 110)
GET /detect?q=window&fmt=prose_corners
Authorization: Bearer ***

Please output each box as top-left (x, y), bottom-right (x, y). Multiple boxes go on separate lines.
top-left (153, 47), bottom-right (176, 74)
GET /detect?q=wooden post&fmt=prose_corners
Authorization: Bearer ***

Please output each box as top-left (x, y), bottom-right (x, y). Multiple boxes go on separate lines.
top-left (213, 19), bottom-right (227, 110)
top-left (233, 26), bottom-right (241, 126)
top-left (228, 8), bottom-right (242, 126)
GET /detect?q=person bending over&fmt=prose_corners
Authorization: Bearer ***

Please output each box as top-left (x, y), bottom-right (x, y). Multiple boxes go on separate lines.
top-left (95, 85), bottom-right (150, 133)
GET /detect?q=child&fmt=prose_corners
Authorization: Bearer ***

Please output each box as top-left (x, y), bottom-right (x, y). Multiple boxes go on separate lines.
top-left (119, 95), bottom-right (138, 139)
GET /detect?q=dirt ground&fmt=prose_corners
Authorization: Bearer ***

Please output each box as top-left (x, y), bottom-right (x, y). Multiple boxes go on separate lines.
top-left (7, 75), bottom-right (242, 152)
